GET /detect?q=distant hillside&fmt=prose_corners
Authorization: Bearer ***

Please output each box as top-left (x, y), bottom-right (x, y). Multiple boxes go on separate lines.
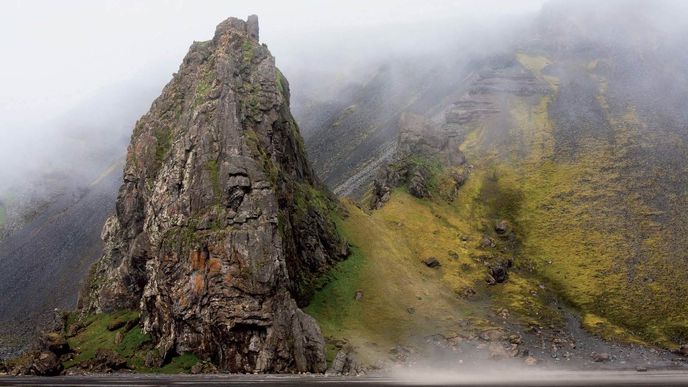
top-left (303, 0), bottom-right (688, 357)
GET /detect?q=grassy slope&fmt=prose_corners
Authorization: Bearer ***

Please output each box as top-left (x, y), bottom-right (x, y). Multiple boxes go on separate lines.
top-left (64, 311), bottom-right (200, 373)
top-left (461, 53), bottom-right (687, 347)
top-left (307, 198), bottom-right (474, 363)
top-left (308, 52), bottom-right (688, 359)
top-left (307, 184), bottom-right (565, 362)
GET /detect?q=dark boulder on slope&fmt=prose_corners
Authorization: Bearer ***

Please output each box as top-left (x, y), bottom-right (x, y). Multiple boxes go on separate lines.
top-left (79, 16), bottom-right (347, 373)
top-left (487, 259), bottom-right (513, 285)
top-left (423, 257), bottom-right (442, 268)
top-left (9, 332), bottom-right (71, 376)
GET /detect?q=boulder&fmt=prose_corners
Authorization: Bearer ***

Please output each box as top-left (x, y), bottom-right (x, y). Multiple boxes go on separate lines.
top-left (354, 290), bottom-right (364, 301)
top-left (10, 331), bottom-right (72, 376)
top-left (12, 351), bottom-right (63, 376)
top-left (508, 333), bottom-right (522, 345)
top-left (123, 317), bottom-right (140, 333)
top-left (40, 332), bottom-right (70, 356)
top-left (591, 352), bottom-right (611, 362)
top-left (487, 259), bottom-right (513, 285)
top-left (31, 352), bottom-right (63, 376)
top-left (114, 331), bottom-right (124, 345)
top-left (423, 257), bottom-right (441, 268)
top-left (488, 343), bottom-right (517, 360)
top-left (679, 344), bottom-right (688, 356)
top-left (495, 220), bottom-right (511, 235)
top-left (479, 235), bottom-right (496, 248)
top-left (369, 166), bottom-right (404, 209)
top-left (191, 361), bottom-right (219, 374)
top-left (326, 349), bottom-right (363, 376)
top-left (144, 350), bottom-right (164, 368)
top-left (65, 322), bottom-right (84, 338)
top-left (490, 266), bottom-right (507, 284)
top-left (90, 349), bottom-right (128, 371)
top-left (106, 319), bottom-right (126, 332)
top-left (328, 350), bottom-right (348, 375)
top-left (408, 169), bottom-right (430, 198)
top-left (479, 329), bottom-right (505, 342)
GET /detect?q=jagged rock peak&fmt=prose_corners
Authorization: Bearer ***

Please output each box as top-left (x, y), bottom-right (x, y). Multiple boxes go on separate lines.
top-left (79, 16), bottom-right (347, 373)
top-left (214, 15), bottom-right (259, 44)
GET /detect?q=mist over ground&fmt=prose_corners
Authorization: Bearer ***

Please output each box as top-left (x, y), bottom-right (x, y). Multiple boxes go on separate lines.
top-left (0, 0), bottom-right (546, 198)
top-left (3, 0), bottom-right (688, 377)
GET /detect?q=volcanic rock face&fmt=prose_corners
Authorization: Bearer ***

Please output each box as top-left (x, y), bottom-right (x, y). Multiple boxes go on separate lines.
top-left (80, 16), bottom-right (346, 373)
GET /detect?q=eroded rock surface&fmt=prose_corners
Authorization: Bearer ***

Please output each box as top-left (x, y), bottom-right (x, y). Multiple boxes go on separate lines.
top-left (79, 16), bottom-right (347, 373)
top-left (369, 112), bottom-right (468, 209)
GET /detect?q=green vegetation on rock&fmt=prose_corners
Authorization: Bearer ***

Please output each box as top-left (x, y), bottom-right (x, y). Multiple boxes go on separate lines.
top-left (242, 38), bottom-right (254, 66)
top-left (65, 310), bottom-right (148, 368)
top-left (64, 311), bottom-right (201, 373)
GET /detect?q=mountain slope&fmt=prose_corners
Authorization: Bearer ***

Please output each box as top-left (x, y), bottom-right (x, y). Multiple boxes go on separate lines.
top-left (0, 163), bottom-right (121, 359)
top-left (303, 58), bottom-right (474, 198)
top-left (303, 0), bottom-right (688, 362)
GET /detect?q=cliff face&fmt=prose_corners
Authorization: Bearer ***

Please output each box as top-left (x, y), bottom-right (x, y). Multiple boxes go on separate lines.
top-left (302, 59), bottom-right (473, 198)
top-left (80, 16), bottom-right (347, 373)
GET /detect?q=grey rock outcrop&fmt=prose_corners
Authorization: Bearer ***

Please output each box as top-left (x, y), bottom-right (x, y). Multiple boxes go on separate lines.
top-left (326, 349), bottom-right (363, 376)
top-left (9, 332), bottom-right (70, 376)
top-left (369, 112), bottom-right (468, 209)
top-left (397, 113), bottom-right (465, 167)
top-left (79, 16), bottom-right (347, 373)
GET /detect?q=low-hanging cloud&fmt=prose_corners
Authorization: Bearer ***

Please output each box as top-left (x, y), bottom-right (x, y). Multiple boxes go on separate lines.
top-left (0, 0), bottom-right (562, 202)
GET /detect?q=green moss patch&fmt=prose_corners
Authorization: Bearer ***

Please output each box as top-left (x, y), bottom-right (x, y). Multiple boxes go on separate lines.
top-left (65, 310), bottom-right (148, 368)
top-left (453, 62), bottom-right (688, 348)
top-left (64, 311), bottom-right (200, 373)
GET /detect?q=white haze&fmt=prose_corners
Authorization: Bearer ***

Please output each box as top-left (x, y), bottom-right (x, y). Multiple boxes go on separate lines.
top-left (0, 0), bottom-right (546, 196)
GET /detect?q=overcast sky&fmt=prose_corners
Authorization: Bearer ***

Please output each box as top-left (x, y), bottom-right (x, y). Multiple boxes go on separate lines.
top-left (0, 0), bottom-right (547, 193)
top-left (0, 0), bottom-right (546, 129)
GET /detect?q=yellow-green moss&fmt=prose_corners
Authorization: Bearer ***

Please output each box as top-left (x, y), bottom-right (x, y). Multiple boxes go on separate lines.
top-left (306, 198), bottom-right (475, 362)
top-left (242, 39), bottom-right (254, 66)
top-left (457, 59), bottom-right (688, 348)
top-left (306, 187), bottom-right (565, 363)
top-left (311, 53), bottom-right (688, 355)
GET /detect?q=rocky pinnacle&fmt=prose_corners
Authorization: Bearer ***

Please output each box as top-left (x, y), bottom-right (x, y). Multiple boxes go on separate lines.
top-left (79, 16), bottom-right (347, 373)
